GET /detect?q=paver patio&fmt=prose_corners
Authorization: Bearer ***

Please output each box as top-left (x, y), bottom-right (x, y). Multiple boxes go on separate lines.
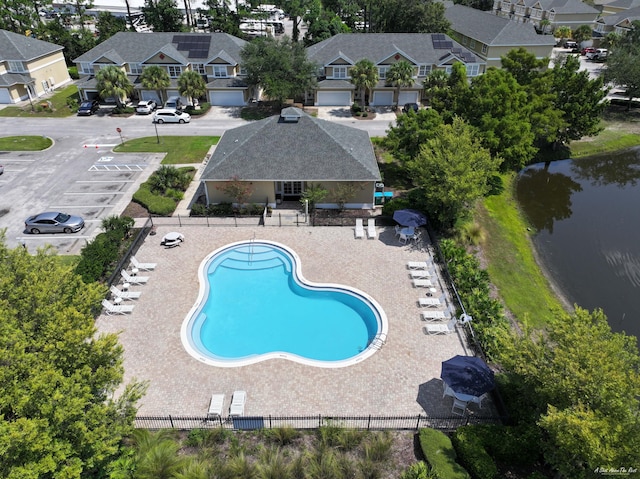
top-left (95, 224), bottom-right (483, 418)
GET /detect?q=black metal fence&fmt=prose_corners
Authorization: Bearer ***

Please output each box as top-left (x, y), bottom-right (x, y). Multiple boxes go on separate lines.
top-left (135, 414), bottom-right (505, 432)
top-left (106, 216), bottom-right (154, 286)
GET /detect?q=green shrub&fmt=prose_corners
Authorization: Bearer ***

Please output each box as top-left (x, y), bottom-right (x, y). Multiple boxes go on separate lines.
top-left (363, 431), bottom-right (392, 462)
top-left (133, 182), bottom-right (178, 216)
top-left (400, 461), bottom-right (440, 479)
top-left (185, 102), bottom-right (211, 115)
top-left (452, 427), bottom-right (498, 479)
top-left (68, 66), bottom-right (79, 79)
top-left (419, 429), bottom-right (470, 479)
top-left (75, 230), bottom-right (122, 283)
top-left (351, 102), bottom-right (362, 113)
top-left (479, 424), bottom-right (541, 467)
top-left (112, 105), bottom-right (135, 114)
top-left (208, 202), bottom-right (234, 216)
top-left (262, 426), bottom-right (299, 446)
top-left (66, 96), bottom-right (79, 111)
top-left (190, 203), bottom-right (207, 216)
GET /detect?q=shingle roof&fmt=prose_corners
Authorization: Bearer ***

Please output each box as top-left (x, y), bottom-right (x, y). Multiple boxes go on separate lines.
top-left (0, 72), bottom-right (34, 87)
top-left (605, 0), bottom-right (640, 9)
top-left (445, 5), bottom-right (556, 46)
top-left (597, 5), bottom-right (640, 24)
top-left (0, 29), bottom-right (63, 61)
top-left (547, 0), bottom-right (599, 14)
top-left (73, 32), bottom-right (246, 65)
top-left (201, 108), bottom-right (381, 182)
top-left (306, 33), bottom-right (484, 66)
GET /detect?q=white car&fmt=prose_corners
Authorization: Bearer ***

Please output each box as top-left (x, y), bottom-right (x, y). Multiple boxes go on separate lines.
top-left (586, 48), bottom-right (608, 61)
top-left (136, 100), bottom-right (157, 114)
top-left (153, 109), bottom-right (191, 124)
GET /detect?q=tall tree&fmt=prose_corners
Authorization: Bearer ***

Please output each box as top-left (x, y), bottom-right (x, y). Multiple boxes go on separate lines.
top-left (554, 25), bottom-right (572, 43)
top-left (408, 116), bottom-right (501, 228)
top-left (385, 107), bottom-right (444, 162)
top-left (370, 0), bottom-right (449, 33)
top-left (0, 237), bottom-right (145, 479)
top-left (349, 58), bottom-right (378, 106)
top-left (96, 65), bottom-right (134, 107)
top-left (140, 65), bottom-right (171, 104)
top-left (276, 0), bottom-right (315, 42)
top-left (303, 0), bottom-right (350, 46)
top-left (204, 0), bottom-right (241, 35)
top-left (549, 54), bottom-right (607, 143)
top-left (499, 307), bottom-right (640, 479)
top-left (142, 0), bottom-right (185, 32)
top-left (178, 70), bottom-right (207, 105)
top-left (604, 21), bottom-right (640, 110)
top-left (95, 11), bottom-right (127, 43)
top-left (386, 60), bottom-right (415, 106)
top-left (501, 47), bottom-right (546, 86)
top-left (241, 36), bottom-right (317, 106)
top-left (464, 67), bottom-right (536, 170)
top-left (572, 24), bottom-right (593, 45)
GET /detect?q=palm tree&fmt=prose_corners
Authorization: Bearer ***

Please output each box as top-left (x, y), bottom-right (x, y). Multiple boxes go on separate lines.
top-left (95, 65), bottom-right (133, 108)
top-left (538, 19), bottom-right (551, 34)
top-left (603, 31), bottom-right (621, 50)
top-left (139, 65), bottom-right (171, 104)
top-left (386, 60), bottom-right (415, 107)
top-left (349, 58), bottom-right (378, 107)
top-left (178, 70), bottom-right (207, 107)
top-left (555, 25), bottom-right (572, 44)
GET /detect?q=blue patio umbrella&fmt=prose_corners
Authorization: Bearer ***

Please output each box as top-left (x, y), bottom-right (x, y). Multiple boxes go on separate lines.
top-left (440, 355), bottom-right (495, 397)
top-left (392, 209), bottom-right (428, 227)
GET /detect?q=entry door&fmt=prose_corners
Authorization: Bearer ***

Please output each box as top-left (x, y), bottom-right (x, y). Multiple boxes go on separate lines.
top-left (283, 181), bottom-right (303, 199)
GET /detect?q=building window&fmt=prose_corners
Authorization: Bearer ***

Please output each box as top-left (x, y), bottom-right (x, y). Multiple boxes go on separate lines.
top-left (317, 66), bottom-right (325, 76)
top-left (8, 61), bottom-right (25, 73)
top-left (418, 65), bottom-right (431, 76)
top-left (469, 39), bottom-right (476, 49)
top-left (462, 36), bottom-right (468, 45)
top-left (466, 64), bottom-right (480, 77)
top-left (482, 44), bottom-right (488, 54)
top-left (167, 65), bottom-right (182, 77)
top-left (129, 63), bottom-right (142, 74)
top-left (445, 65), bottom-right (453, 75)
top-left (192, 63), bottom-right (206, 74)
top-left (378, 66), bottom-right (389, 79)
top-left (548, 12), bottom-right (555, 20)
top-left (213, 65), bottom-right (227, 77)
top-left (79, 62), bottom-right (92, 74)
top-left (516, 5), bottom-right (525, 14)
top-left (332, 66), bottom-right (347, 78)
top-left (239, 66), bottom-right (247, 76)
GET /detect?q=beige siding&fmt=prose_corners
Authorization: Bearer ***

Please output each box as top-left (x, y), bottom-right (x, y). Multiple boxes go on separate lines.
top-left (25, 51), bottom-right (71, 96)
top-left (205, 181), bottom-right (275, 205)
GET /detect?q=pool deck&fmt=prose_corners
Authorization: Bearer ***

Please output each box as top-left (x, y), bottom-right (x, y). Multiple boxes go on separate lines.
top-left (96, 225), bottom-right (483, 418)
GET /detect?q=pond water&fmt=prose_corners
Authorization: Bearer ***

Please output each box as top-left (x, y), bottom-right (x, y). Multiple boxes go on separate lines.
top-left (516, 147), bottom-right (640, 343)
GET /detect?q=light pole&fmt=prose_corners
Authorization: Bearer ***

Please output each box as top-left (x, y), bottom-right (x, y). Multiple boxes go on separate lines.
top-left (154, 120), bottom-right (160, 144)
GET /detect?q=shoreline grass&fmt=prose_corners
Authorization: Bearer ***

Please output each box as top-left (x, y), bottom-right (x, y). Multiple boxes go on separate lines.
top-left (570, 127), bottom-right (640, 158)
top-left (113, 136), bottom-right (219, 164)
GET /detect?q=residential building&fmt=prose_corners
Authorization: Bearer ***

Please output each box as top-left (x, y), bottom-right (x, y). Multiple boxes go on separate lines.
top-left (492, 0), bottom-right (599, 32)
top-left (74, 32), bottom-right (249, 106)
top-left (0, 29), bottom-right (71, 104)
top-left (594, 5), bottom-right (640, 36)
top-left (200, 107), bottom-right (381, 209)
top-left (305, 33), bottom-right (486, 107)
top-left (446, 5), bottom-right (555, 68)
top-left (600, 0), bottom-right (640, 16)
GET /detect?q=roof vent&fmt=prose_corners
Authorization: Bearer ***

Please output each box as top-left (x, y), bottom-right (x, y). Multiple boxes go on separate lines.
top-left (280, 106), bottom-right (303, 122)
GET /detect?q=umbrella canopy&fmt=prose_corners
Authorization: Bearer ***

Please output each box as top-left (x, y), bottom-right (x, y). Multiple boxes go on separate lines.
top-left (392, 209), bottom-right (427, 227)
top-left (440, 355), bottom-right (495, 397)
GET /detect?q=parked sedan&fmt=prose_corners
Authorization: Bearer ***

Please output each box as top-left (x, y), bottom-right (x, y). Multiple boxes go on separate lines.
top-left (77, 100), bottom-right (100, 116)
top-left (153, 108), bottom-right (191, 124)
top-left (0, 164), bottom-right (3, 175)
top-left (25, 212), bottom-right (85, 234)
top-left (136, 100), bottom-right (157, 114)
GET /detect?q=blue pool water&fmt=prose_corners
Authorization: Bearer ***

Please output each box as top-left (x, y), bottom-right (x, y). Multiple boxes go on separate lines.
top-left (181, 241), bottom-right (387, 368)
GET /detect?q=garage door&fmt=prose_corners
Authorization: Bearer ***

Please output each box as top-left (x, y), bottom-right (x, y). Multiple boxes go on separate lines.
top-left (0, 88), bottom-right (12, 104)
top-left (317, 91), bottom-right (351, 106)
top-left (210, 91), bottom-right (245, 106)
top-left (141, 90), bottom-right (161, 103)
top-left (398, 91), bottom-right (419, 105)
top-left (371, 91), bottom-right (393, 106)
top-left (166, 91), bottom-right (189, 106)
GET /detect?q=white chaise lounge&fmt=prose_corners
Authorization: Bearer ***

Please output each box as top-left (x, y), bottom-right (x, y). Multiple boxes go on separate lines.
top-left (110, 285), bottom-right (141, 300)
top-left (121, 270), bottom-right (149, 285)
top-left (130, 255), bottom-right (157, 271)
top-left (418, 296), bottom-right (442, 308)
top-left (208, 393), bottom-right (225, 418)
top-left (421, 310), bottom-right (447, 321)
top-left (355, 219), bottom-right (364, 239)
top-left (410, 270), bottom-right (432, 279)
top-left (229, 390), bottom-right (247, 417)
top-left (102, 299), bottom-right (134, 315)
top-left (367, 219), bottom-right (376, 239)
top-left (412, 279), bottom-right (434, 288)
top-left (407, 261), bottom-right (429, 270)
top-left (424, 318), bottom-right (457, 335)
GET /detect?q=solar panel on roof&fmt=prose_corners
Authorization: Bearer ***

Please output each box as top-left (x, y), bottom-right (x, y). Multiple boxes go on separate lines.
top-left (172, 34), bottom-right (210, 59)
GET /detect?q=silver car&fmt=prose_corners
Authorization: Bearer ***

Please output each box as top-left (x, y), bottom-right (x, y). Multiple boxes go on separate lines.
top-left (136, 100), bottom-right (157, 114)
top-left (25, 212), bottom-right (85, 234)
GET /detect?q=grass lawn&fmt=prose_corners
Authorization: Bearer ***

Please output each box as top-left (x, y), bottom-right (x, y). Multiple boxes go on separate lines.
top-left (476, 173), bottom-right (565, 329)
top-left (0, 85), bottom-right (79, 118)
top-left (570, 126), bottom-right (640, 158)
top-left (0, 136), bottom-right (53, 150)
top-left (113, 136), bottom-right (219, 164)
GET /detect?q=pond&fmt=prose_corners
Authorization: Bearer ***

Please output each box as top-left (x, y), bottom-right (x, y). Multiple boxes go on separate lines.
top-left (516, 147), bottom-right (640, 343)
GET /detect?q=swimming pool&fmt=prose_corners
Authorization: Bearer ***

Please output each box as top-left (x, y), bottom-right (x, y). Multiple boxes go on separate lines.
top-left (181, 240), bottom-right (388, 368)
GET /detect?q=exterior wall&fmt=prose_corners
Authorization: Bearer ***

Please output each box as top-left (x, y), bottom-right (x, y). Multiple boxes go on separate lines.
top-left (204, 181), bottom-right (275, 205)
top-left (25, 51), bottom-right (71, 97)
top-left (1, 85), bottom-right (26, 103)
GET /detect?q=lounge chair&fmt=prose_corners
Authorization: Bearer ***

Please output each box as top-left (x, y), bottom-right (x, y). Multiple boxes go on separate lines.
top-left (418, 296), bottom-right (442, 308)
top-left (110, 285), bottom-right (141, 300)
top-left (130, 255), bottom-right (157, 271)
top-left (229, 390), bottom-right (246, 417)
top-left (410, 270), bottom-right (431, 279)
top-left (412, 279), bottom-right (434, 288)
top-left (367, 219), bottom-right (376, 239)
top-left (354, 219), bottom-right (364, 239)
top-left (421, 310), bottom-right (447, 321)
top-left (101, 299), bottom-right (134, 315)
top-left (451, 397), bottom-right (468, 416)
top-left (207, 393), bottom-right (225, 418)
top-left (121, 269), bottom-right (149, 285)
top-left (407, 261), bottom-right (429, 270)
top-left (424, 318), bottom-right (457, 335)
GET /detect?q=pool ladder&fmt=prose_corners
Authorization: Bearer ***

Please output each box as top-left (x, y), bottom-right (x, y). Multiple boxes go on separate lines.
top-left (370, 333), bottom-right (387, 350)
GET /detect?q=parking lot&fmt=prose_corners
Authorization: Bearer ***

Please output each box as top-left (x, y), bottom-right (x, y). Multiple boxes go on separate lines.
top-left (0, 137), bottom-right (163, 254)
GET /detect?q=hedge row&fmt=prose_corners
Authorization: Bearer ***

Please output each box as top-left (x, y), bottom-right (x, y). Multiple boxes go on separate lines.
top-left (419, 428), bottom-right (470, 479)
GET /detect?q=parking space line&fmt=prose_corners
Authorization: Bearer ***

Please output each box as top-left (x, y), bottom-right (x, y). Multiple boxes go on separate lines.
top-left (63, 192), bottom-right (128, 195)
top-left (76, 180), bottom-right (135, 183)
top-left (17, 235), bottom-right (93, 240)
top-left (48, 205), bottom-right (115, 209)
top-left (88, 164), bottom-right (145, 171)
